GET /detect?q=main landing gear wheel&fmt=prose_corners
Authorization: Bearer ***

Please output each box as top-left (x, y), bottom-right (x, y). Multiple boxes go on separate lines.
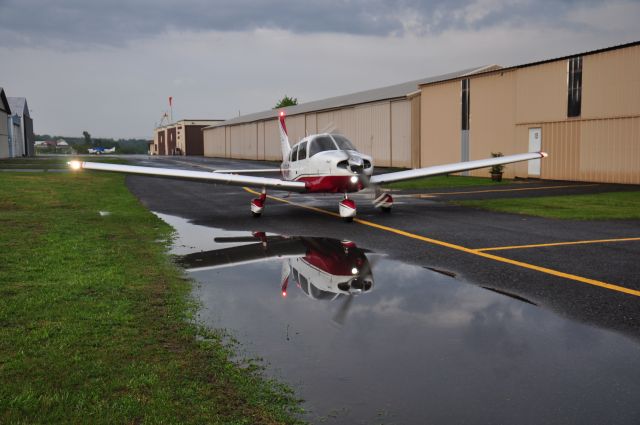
top-left (251, 189), bottom-right (267, 218)
top-left (374, 193), bottom-right (394, 213)
top-left (339, 197), bottom-right (356, 222)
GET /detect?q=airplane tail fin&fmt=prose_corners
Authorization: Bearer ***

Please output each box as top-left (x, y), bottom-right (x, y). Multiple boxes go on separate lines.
top-left (278, 111), bottom-right (291, 160)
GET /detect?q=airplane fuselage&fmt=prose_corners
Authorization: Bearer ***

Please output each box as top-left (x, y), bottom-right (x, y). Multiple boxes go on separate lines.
top-left (280, 133), bottom-right (374, 193)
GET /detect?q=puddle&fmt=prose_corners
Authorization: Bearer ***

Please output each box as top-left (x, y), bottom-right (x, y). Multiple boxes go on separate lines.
top-left (157, 213), bottom-right (640, 425)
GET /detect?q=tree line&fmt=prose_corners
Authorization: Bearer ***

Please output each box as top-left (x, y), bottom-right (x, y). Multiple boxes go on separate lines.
top-left (36, 131), bottom-right (150, 154)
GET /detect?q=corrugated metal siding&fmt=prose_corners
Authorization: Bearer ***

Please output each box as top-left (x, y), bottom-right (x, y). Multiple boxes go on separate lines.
top-left (518, 121), bottom-right (580, 181)
top-left (230, 125), bottom-right (242, 158)
top-left (350, 102), bottom-right (390, 165)
top-left (316, 111), bottom-right (332, 133)
top-left (203, 126), bottom-right (226, 157)
top-left (335, 108), bottom-right (357, 139)
top-left (0, 111), bottom-right (8, 158)
top-left (579, 117), bottom-right (640, 183)
top-left (287, 115), bottom-right (306, 145)
top-left (257, 121), bottom-right (265, 160)
top-left (306, 113), bottom-right (317, 135)
top-left (391, 100), bottom-right (411, 167)
top-left (241, 123), bottom-right (258, 160)
top-left (583, 44), bottom-right (640, 119)
top-left (469, 71), bottom-right (520, 178)
top-left (264, 119), bottom-right (281, 161)
top-left (518, 118), bottom-right (640, 184)
top-left (410, 95), bottom-right (421, 168)
top-left (515, 60), bottom-right (567, 124)
top-left (421, 82), bottom-right (460, 166)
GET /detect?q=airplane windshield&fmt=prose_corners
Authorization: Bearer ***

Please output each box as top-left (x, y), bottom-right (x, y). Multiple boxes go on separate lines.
top-left (331, 135), bottom-right (357, 151)
top-left (309, 136), bottom-right (338, 157)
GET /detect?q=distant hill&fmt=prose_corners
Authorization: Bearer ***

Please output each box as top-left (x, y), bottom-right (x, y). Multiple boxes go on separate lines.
top-left (35, 134), bottom-right (151, 154)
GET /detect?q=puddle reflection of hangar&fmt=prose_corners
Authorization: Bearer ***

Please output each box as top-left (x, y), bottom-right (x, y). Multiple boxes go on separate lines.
top-left (203, 40), bottom-right (640, 185)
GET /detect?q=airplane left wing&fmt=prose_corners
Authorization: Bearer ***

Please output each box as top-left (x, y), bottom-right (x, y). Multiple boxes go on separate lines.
top-left (68, 161), bottom-right (307, 192)
top-left (370, 151), bottom-right (547, 185)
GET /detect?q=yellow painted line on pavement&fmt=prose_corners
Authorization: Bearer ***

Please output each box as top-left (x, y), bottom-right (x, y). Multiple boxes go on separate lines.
top-left (477, 237), bottom-right (640, 252)
top-left (244, 187), bottom-right (640, 297)
top-left (417, 183), bottom-right (599, 197)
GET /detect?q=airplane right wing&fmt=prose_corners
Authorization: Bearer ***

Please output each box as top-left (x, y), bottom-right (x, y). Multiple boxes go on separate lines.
top-left (370, 152), bottom-right (547, 185)
top-left (69, 161), bottom-right (307, 192)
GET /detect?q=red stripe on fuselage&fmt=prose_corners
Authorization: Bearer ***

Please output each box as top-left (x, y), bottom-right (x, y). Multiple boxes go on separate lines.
top-left (296, 175), bottom-right (364, 193)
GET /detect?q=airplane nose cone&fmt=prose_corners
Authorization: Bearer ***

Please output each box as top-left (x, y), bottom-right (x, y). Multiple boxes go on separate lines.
top-left (348, 155), bottom-right (364, 173)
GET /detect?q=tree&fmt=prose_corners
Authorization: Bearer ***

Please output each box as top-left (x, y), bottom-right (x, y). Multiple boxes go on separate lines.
top-left (274, 95), bottom-right (298, 109)
top-left (82, 131), bottom-right (93, 146)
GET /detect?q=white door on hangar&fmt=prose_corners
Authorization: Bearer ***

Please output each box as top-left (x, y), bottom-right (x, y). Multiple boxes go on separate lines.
top-left (528, 127), bottom-right (541, 176)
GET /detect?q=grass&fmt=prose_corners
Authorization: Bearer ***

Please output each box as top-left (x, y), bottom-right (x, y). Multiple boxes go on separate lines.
top-left (0, 171), bottom-right (302, 424)
top-left (386, 174), bottom-right (512, 190)
top-left (457, 191), bottom-right (640, 220)
top-left (0, 156), bottom-right (127, 169)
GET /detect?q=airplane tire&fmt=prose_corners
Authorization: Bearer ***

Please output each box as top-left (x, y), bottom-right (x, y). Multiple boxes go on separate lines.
top-left (381, 206), bottom-right (392, 213)
top-left (252, 212), bottom-right (262, 218)
top-left (343, 216), bottom-right (354, 223)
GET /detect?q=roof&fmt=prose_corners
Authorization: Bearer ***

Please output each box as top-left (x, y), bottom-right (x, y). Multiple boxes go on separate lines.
top-left (7, 97), bottom-right (29, 118)
top-left (420, 39), bottom-right (640, 87)
top-left (208, 66), bottom-right (491, 128)
top-left (0, 88), bottom-right (10, 114)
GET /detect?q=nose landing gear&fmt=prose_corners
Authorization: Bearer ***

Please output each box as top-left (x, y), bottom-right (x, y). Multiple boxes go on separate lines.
top-left (339, 196), bottom-right (356, 222)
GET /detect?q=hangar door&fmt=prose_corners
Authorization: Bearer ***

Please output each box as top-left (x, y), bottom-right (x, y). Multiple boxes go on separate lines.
top-left (528, 127), bottom-right (541, 176)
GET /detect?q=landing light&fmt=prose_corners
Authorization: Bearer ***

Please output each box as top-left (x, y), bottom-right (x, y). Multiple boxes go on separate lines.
top-left (282, 291), bottom-right (287, 297)
top-left (350, 176), bottom-right (358, 184)
top-left (351, 267), bottom-right (358, 275)
top-left (69, 160), bottom-right (82, 170)
top-left (279, 111), bottom-right (285, 117)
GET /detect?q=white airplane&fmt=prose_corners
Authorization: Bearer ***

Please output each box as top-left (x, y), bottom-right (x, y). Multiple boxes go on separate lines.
top-left (177, 233), bottom-right (374, 324)
top-left (69, 112), bottom-right (547, 220)
top-left (87, 146), bottom-right (116, 154)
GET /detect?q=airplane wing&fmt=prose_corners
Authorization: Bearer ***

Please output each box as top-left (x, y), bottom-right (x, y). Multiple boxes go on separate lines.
top-left (176, 237), bottom-right (307, 272)
top-left (370, 151), bottom-right (547, 185)
top-left (68, 161), bottom-right (307, 192)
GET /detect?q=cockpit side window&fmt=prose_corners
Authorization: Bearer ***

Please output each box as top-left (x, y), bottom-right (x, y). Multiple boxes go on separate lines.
top-left (298, 141), bottom-right (307, 160)
top-left (331, 135), bottom-right (357, 151)
top-left (290, 144), bottom-right (299, 162)
top-left (308, 135), bottom-right (337, 157)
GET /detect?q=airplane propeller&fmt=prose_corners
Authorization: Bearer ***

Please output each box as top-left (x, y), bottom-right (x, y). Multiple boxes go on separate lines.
top-left (332, 292), bottom-right (355, 326)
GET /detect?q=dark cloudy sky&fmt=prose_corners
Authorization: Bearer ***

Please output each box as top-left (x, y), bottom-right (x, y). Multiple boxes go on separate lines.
top-left (1, 0), bottom-right (638, 138)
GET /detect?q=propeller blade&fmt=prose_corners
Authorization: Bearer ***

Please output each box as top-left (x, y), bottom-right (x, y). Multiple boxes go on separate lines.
top-left (332, 295), bottom-right (354, 326)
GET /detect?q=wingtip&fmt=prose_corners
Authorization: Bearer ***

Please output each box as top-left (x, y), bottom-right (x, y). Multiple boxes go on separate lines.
top-left (540, 151), bottom-right (548, 158)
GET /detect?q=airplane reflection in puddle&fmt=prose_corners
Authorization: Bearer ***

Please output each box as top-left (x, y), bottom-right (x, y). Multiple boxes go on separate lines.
top-left (176, 233), bottom-right (374, 324)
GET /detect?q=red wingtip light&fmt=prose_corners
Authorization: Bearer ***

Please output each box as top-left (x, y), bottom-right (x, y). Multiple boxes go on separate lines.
top-left (541, 151), bottom-right (548, 158)
top-left (282, 291), bottom-right (287, 298)
top-left (279, 111), bottom-right (285, 117)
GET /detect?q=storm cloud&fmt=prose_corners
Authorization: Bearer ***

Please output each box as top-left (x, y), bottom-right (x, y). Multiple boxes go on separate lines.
top-left (0, 0), bottom-right (638, 138)
top-left (0, 0), bottom-right (618, 48)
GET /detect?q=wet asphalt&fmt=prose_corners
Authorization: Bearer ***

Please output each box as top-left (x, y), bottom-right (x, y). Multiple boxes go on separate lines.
top-left (122, 157), bottom-right (640, 424)
top-left (124, 156), bottom-right (640, 342)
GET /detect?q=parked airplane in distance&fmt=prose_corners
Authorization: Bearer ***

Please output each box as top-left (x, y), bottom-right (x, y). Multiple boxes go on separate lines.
top-left (87, 147), bottom-right (116, 154)
top-left (69, 112), bottom-right (547, 220)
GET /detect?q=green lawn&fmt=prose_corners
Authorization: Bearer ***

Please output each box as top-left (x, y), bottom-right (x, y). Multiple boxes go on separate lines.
top-left (0, 172), bottom-right (301, 424)
top-left (386, 174), bottom-right (512, 190)
top-left (0, 156), bottom-right (126, 169)
top-left (457, 191), bottom-right (640, 220)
